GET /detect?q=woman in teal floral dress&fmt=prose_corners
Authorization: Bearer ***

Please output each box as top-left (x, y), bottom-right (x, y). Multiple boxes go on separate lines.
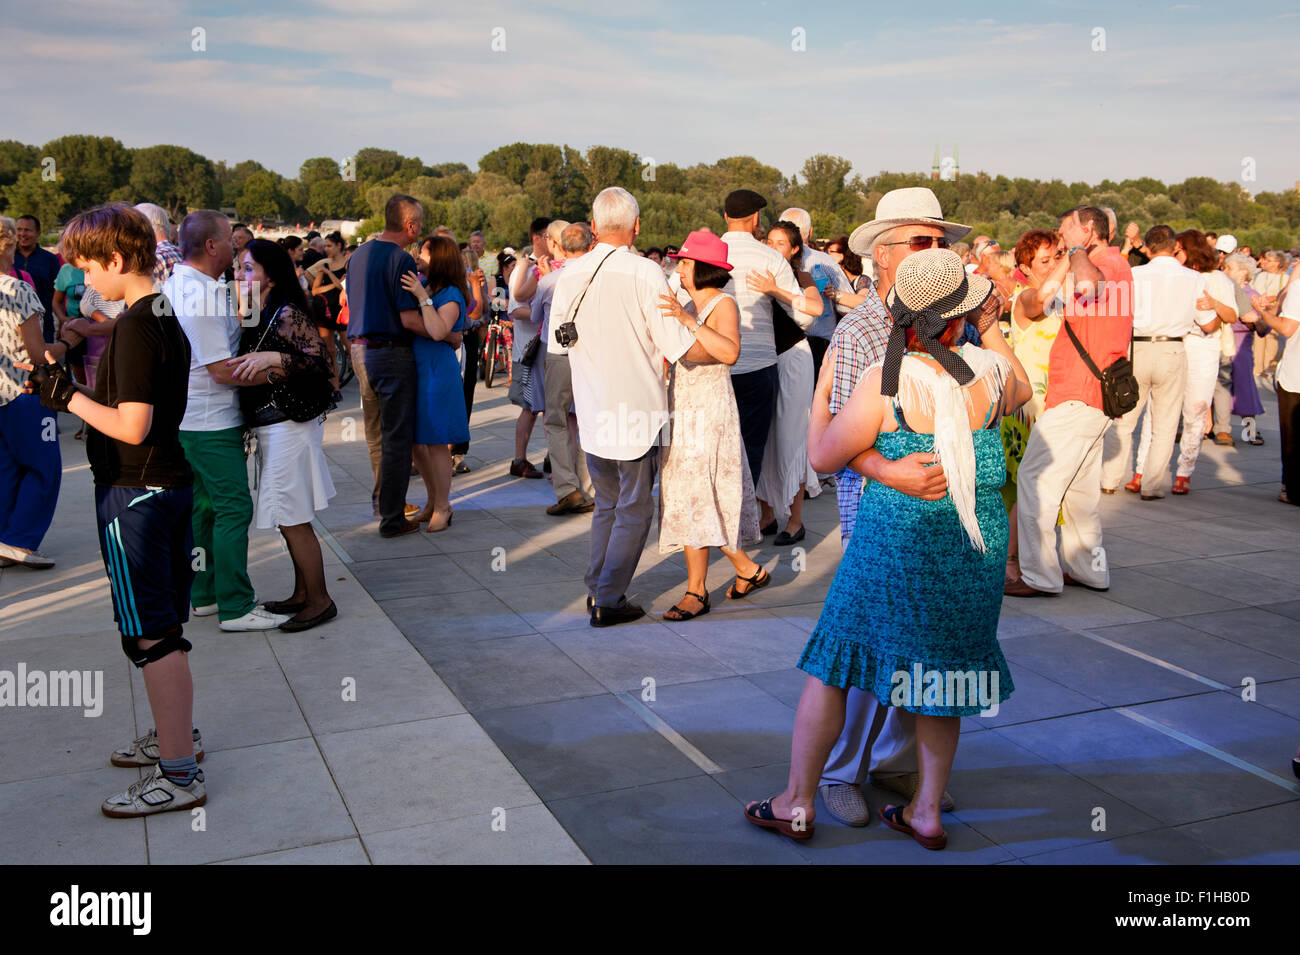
top-left (744, 250), bottom-right (1031, 850)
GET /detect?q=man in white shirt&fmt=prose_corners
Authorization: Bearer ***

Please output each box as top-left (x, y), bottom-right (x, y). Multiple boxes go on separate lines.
top-left (721, 189), bottom-right (805, 484)
top-left (1251, 281), bottom-right (1300, 503)
top-left (778, 207), bottom-right (851, 379)
top-left (551, 187), bottom-right (714, 627)
top-left (163, 211), bottom-right (288, 632)
top-left (1102, 225), bottom-right (1218, 499)
top-left (539, 223), bottom-right (596, 515)
top-left (505, 217), bottom-right (553, 479)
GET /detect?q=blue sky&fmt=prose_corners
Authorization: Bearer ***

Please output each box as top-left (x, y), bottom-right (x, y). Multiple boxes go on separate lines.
top-left (6, 0), bottom-right (1298, 192)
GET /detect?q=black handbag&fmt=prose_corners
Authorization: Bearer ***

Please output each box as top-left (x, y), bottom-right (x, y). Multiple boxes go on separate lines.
top-left (241, 308), bottom-right (335, 426)
top-left (521, 333), bottom-right (543, 366)
top-left (1062, 319), bottom-right (1139, 419)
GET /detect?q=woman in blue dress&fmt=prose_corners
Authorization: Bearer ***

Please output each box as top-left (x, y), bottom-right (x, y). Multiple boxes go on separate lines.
top-left (400, 236), bottom-right (470, 532)
top-left (744, 250), bottom-right (1032, 850)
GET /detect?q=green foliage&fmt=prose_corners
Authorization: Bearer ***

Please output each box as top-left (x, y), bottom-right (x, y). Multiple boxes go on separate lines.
top-left (2, 134), bottom-right (1297, 254)
top-left (0, 140), bottom-right (40, 189)
top-left (3, 168), bottom-right (69, 229)
top-left (40, 135), bottom-right (132, 213)
top-left (128, 145), bottom-right (218, 220)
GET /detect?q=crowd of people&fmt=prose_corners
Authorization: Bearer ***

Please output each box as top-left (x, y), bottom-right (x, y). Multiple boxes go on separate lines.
top-left (1, 176), bottom-right (1297, 840)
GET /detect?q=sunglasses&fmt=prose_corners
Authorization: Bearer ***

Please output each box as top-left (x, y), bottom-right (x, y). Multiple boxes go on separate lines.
top-left (882, 236), bottom-right (950, 251)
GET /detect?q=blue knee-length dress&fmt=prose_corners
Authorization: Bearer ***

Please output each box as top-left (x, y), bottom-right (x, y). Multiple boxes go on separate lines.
top-left (414, 286), bottom-right (471, 446)
top-left (798, 377), bottom-right (1015, 717)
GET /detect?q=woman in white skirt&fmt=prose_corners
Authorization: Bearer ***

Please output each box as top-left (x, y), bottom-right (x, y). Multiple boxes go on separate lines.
top-left (747, 221), bottom-right (823, 545)
top-left (231, 239), bottom-right (338, 632)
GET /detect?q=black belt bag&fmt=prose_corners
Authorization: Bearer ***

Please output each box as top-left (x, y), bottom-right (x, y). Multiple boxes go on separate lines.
top-left (1063, 320), bottom-right (1139, 419)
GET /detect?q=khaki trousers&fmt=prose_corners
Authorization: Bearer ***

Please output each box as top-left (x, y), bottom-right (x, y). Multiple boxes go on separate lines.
top-left (1102, 340), bottom-right (1187, 497)
top-left (543, 353), bottom-right (593, 501)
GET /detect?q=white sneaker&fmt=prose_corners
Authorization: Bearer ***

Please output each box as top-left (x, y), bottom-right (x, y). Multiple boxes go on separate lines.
top-left (111, 727), bottom-right (204, 767)
top-left (0, 541), bottom-right (54, 568)
top-left (219, 607), bottom-right (291, 631)
top-left (101, 765), bottom-right (206, 818)
top-left (192, 603), bottom-right (219, 617)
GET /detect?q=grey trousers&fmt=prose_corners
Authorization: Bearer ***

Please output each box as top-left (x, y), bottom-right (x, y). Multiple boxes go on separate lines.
top-left (585, 447), bottom-right (658, 607)
top-left (543, 353), bottom-right (593, 500)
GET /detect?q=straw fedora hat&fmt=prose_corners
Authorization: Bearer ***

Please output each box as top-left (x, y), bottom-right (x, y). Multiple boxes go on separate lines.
top-left (848, 187), bottom-right (971, 258)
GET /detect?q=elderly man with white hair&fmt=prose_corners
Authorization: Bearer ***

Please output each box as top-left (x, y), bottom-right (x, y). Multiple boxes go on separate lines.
top-left (550, 187), bottom-right (717, 627)
top-left (133, 203), bottom-right (182, 285)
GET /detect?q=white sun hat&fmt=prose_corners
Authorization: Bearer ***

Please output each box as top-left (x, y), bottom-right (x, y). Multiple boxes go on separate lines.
top-left (848, 187), bottom-right (971, 258)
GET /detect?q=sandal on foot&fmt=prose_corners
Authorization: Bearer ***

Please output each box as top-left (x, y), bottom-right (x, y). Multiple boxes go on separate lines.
top-left (744, 799), bottom-right (814, 841)
top-left (880, 804), bottom-right (946, 850)
top-left (663, 591), bottom-right (710, 622)
top-left (727, 567), bottom-right (770, 600)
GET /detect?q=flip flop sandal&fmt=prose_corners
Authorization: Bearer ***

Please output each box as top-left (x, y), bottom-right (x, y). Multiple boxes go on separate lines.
top-left (880, 804), bottom-right (946, 850)
top-left (744, 799), bottom-right (814, 841)
top-left (663, 591), bottom-right (710, 622)
top-left (727, 567), bottom-right (770, 600)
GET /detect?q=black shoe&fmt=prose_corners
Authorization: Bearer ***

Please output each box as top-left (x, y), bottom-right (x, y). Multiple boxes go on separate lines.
top-left (279, 601), bottom-right (337, 633)
top-left (590, 602), bottom-right (646, 628)
top-left (543, 455), bottom-right (552, 474)
top-left (774, 525), bottom-right (806, 546)
top-left (760, 520), bottom-right (778, 536)
top-left (262, 599), bottom-right (306, 615)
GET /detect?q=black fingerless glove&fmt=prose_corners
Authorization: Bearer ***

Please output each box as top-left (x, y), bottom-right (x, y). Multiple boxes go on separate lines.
top-left (28, 362), bottom-right (77, 413)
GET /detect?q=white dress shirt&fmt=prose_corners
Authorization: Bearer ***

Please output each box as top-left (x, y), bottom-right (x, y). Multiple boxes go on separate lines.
top-left (721, 231), bottom-right (804, 375)
top-left (551, 243), bottom-right (696, 460)
top-left (162, 264), bottom-right (242, 432)
top-left (1131, 255), bottom-right (1206, 338)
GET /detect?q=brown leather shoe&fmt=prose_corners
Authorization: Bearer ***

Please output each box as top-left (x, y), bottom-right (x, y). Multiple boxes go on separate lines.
top-left (1004, 577), bottom-right (1052, 597)
top-left (546, 491), bottom-right (593, 515)
top-left (510, 458), bottom-right (543, 479)
top-left (1214, 432), bottom-right (1235, 447)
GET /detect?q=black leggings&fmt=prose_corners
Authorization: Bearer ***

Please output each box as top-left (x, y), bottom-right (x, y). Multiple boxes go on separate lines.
top-left (1279, 384), bottom-right (1300, 503)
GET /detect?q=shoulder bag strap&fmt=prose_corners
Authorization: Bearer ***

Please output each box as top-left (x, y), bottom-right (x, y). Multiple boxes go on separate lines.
top-left (1062, 317), bottom-right (1104, 381)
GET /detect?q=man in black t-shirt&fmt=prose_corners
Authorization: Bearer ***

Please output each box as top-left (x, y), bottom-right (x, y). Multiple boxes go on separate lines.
top-left (25, 204), bottom-right (207, 818)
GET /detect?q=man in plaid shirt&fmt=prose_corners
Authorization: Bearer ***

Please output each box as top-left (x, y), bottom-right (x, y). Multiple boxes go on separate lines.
top-left (818, 187), bottom-right (980, 828)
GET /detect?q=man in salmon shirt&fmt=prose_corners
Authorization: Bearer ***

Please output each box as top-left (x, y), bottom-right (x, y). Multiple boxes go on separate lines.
top-left (1007, 205), bottom-right (1133, 596)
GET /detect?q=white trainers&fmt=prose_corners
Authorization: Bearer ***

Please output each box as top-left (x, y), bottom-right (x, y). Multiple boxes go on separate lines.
top-left (219, 606), bottom-right (291, 631)
top-left (111, 728), bottom-right (204, 767)
top-left (0, 541), bottom-right (55, 568)
top-left (101, 765), bottom-right (206, 818)
top-left (192, 603), bottom-right (219, 617)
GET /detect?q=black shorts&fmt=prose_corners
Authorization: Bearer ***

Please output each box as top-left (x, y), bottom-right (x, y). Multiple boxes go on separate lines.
top-left (95, 485), bottom-right (195, 661)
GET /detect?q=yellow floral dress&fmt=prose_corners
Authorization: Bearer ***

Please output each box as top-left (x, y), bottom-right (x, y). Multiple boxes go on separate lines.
top-left (1000, 283), bottom-right (1062, 509)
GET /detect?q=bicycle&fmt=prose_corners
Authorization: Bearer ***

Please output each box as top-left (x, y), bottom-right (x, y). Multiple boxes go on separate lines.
top-left (479, 299), bottom-right (513, 388)
top-left (333, 327), bottom-right (354, 388)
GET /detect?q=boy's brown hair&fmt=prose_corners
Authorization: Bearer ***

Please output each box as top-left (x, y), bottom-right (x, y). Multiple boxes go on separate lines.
top-left (60, 203), bottom-right (156, 274)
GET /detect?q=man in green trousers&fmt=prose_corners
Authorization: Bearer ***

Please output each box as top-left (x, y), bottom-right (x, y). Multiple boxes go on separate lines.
top-left (162, 210), bottom-right (288, 631)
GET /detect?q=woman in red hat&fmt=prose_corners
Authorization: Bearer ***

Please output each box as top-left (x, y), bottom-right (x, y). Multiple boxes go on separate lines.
top-left (656, 230), bottom-right (765, 620)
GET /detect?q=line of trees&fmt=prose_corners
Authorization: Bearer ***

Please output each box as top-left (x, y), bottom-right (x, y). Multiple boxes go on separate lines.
top-left (4, 135), bottom-right (1298, 253)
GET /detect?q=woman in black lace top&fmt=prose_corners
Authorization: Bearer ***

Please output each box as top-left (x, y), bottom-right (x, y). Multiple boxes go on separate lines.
top-left (229, 239), bottom-right (338, 632)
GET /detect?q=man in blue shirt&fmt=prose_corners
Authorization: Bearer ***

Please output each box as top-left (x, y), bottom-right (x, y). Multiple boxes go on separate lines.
top-left (346, 195), bottom-right (426, 536)
top-left (14, 215), bottom-right (61, 341)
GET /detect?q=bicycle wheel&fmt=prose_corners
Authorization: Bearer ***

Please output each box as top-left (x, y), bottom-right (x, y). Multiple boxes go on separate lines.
top-left (335, 330), bottom-right (355, 388)
top-left (483, 328), bottom-right (498, 388)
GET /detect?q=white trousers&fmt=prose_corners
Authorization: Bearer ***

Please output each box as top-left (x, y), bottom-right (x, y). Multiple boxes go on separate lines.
top-left (1016, 400), bottom-right (1111, 593)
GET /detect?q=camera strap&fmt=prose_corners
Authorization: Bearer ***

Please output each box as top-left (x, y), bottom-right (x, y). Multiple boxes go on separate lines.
top-left (566, 248), bottom-right (619, 331)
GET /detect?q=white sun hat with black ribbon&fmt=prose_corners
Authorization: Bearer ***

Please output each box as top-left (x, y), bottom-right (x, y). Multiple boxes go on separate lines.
top-left (848, 187), bottom-right (972, 259)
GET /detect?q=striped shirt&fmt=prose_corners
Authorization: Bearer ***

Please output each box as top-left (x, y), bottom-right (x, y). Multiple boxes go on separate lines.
top-left (827, 281), bottom-right (891, 542)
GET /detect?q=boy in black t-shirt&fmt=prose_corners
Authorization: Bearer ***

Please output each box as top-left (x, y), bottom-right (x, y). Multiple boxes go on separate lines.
top-left (24, 204), bottom-right (207, 817)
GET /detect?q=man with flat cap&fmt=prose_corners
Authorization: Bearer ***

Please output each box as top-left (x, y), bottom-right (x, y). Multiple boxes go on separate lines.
top-left (721, 188), bottom-right (810, 483)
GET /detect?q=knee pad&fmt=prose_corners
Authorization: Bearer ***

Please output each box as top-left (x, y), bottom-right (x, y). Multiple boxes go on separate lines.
top-left (123, 628), bottom-right (193, 668)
